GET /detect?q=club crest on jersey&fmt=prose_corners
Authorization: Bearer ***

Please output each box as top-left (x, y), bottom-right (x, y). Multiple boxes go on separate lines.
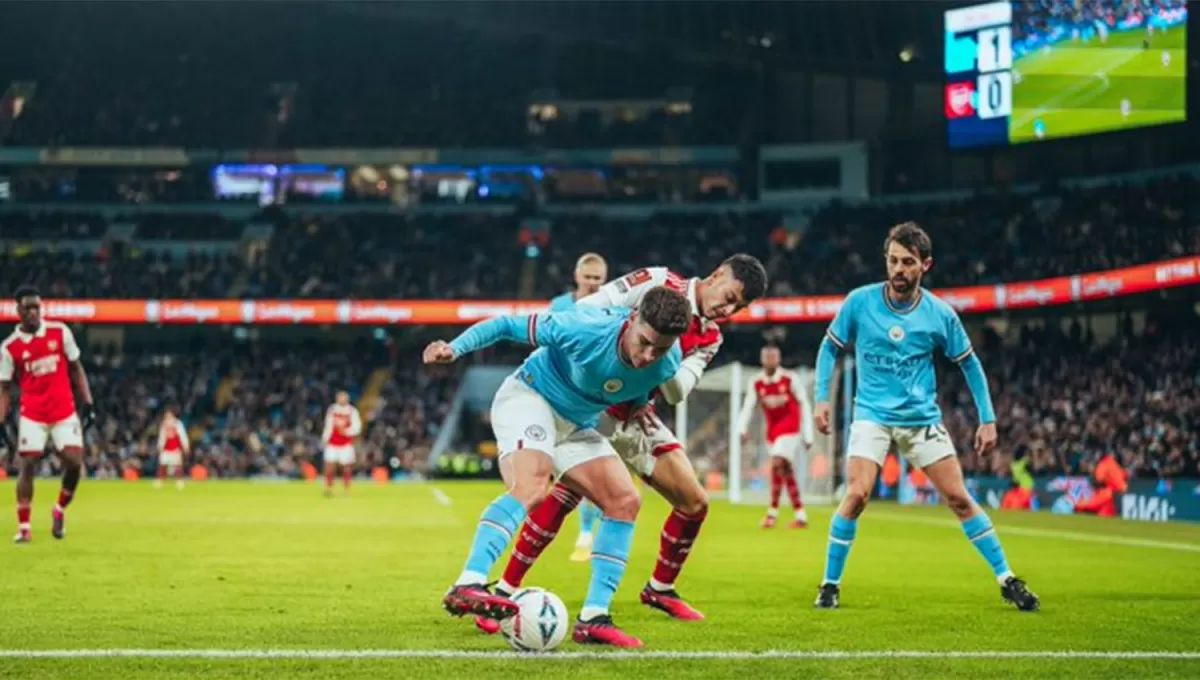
top-left (888, 326), bottom-right (905, 343)
top-left (47, 340), bottom-right (58, 351)
top-left (523, 424), bottom-right (547, 442)
top-left (603, 378), bottom-right (624, 393)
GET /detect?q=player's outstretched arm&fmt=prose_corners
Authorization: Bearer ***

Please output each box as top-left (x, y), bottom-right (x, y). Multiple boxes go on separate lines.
top-left (427, 313), bottom-right (555, 365)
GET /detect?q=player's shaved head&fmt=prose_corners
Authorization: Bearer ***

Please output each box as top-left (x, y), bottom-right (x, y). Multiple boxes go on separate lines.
top-left (13, 284), bottom-right (42, 331)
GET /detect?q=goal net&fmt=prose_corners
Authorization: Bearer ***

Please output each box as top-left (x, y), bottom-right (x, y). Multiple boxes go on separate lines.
top-left (675, 362), bottom-right (844, 506)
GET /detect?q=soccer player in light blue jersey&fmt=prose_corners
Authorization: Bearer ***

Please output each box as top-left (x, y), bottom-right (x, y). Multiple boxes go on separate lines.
top-left (548, 253), bottom-right (608, 562)
top-left (812, 222), bottom-right (1040, 612)
top-left (425, 286), bottom-right (690, 648)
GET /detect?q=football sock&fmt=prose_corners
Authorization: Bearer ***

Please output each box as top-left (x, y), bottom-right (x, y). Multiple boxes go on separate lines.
top-left (651, 507), bottom-right (708, 590)
top-left (578, 499), bottom-right (601, 538)
top-left (456, 494), bottom-right (526, 586)
top-left (784, 466), bottom-right (803, 510)
top-left (501, 484), bottom-right (580, 589)
top-left (961, 512), bottom-right (1014, 584)
top-left (769, 469), bottom-right (782, 510)
top-left (822, 513), bottom-right (857, 585)
top-left (581, 517), bottom-right (634, 620)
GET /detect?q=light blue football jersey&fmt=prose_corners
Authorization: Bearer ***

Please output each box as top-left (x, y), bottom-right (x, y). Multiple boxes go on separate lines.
top-left (825, 282), bottom-right (974, 427)
top-left (548, 292), bottom-right (577, 312)
top-left (448, 307), bottom-right (683, 429)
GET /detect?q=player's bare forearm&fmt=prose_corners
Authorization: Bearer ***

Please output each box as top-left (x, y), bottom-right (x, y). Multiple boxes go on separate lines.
top-left (69, 361), bottom-right (93, 406)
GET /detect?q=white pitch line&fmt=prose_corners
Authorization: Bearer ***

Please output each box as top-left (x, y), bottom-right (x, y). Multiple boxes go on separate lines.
top-left (0, 649), bottom-right (1198, 661)
top-left (430, 487), bottom-right (453, 506)
top-left (868, 511), bottom-right (1200, 553)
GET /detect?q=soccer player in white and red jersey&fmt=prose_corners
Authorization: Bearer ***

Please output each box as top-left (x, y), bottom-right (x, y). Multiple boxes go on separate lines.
top-left (321, 390), bottom-right (362, 497)
top-left (738, 345), bottom-right (815, 529)
top-left (475, 255), bottom-right (768, 634)
top-left (155, 410), bottom-right (190, 490)
top-left (549, 253), bottom-right (608, 562)
top-left (0, 286), bottom-right (96, 544)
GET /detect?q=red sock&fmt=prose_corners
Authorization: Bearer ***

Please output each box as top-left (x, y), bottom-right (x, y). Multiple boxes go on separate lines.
top-left (17, 502), bottom-right (31, 528)
top-left (652, 507), bottom-right (708, 588)
top-left (769, 468), bottom-right (782, 510)
top-left (56, 488), bottom-right (75, 512)
top-left (500, 484), bottom-right (580, 590)
top-left (342, 468), bottom-right (352, 490)
top-left (324, 469), bottom-right (335, 489)
top-left (176, 465), bottom-right (186, 480)
top-left (158, 466), bottom-right (167, 480)
top-left (783, 463), bottom-right (803, 510)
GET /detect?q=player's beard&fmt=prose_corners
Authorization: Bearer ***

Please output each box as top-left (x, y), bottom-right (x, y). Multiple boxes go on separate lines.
top-left (890, 274), bottom-right (918, 297)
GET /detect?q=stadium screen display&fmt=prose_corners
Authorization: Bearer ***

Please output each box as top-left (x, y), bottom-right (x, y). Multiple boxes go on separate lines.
top-left (945, 1), bottom-right (1187, 148)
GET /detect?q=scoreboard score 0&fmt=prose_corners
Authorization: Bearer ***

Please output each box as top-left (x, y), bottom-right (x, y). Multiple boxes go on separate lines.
top-left (945, 1), bottom-right (1015, 148)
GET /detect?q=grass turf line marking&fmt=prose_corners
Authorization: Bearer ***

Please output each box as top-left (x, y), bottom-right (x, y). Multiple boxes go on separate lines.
top-left (430, 487), bottom-right (453, 506)
top-left (0, 650), bottom-right (1198, 660)
top-left (869, 511), bottom-right (1200, 554)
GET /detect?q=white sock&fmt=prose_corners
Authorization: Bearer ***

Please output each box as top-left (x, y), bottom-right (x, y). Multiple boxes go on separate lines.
top-left (576, 531), bottom-right (593, 547)
top-left (454, 570), bottom-right (488, 587)
top-left (766, 507), bottom-right (779, 517)
top-left (649, 578), bottom-right (673, 592)
top-left (579, 605), bottom-right (608, 621)
top-left (795, 508), bottom-right (808, 520)
top-left (18, 522), bottom-right (30, 531)
top-left (496, 579), bottom-right (517, 595)
top-left (996, 571), bottom-right (1014, 585)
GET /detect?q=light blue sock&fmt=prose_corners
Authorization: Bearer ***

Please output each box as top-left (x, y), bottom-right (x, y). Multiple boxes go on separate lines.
top-left (961, 512), bottom-right (1014, 584)
top-left (578, 499), bottom-right (600, 537)
top-left (581, 517), bottom-right (635, 619)
top-left (456, 494), bottom-right (526, 585)
top-left (822, 514), bottom-right (857, 585)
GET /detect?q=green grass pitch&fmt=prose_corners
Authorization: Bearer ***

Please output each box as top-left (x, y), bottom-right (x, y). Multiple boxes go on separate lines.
top-left (0, 481), bottom-right (1198, 679)
top-left (1010, 25), bottom-right (1186, 143)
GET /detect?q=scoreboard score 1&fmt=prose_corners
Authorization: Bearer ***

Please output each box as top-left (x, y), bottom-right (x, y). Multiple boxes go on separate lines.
top-left (945, 1), bottom-right (1015, 148)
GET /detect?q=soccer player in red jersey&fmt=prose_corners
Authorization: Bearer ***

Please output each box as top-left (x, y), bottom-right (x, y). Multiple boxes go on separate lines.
top-left (475, 255), bottom-right (767, 634)
top-left (738, 345), bottom-right (815, 529)
top-left (0, 286), bottom-right (96, 544)
top-left (321, 391), bottom-right (362, 498)
top-left (155, 410), bottom-right (190, 490)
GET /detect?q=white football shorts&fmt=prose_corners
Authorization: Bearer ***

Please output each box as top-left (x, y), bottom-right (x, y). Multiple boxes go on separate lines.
top-left (17, 414), bottom-right (83, 455)
top-left (491, 376), bottom-right (618, 479)
top-left (323, 445), bottom-right (356, 466)
top-left (847, 420), bottom-right (956, 470)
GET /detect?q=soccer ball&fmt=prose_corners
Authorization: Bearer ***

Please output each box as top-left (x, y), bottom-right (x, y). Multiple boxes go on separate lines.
top-left (500, 587), bottom-right (570, 653)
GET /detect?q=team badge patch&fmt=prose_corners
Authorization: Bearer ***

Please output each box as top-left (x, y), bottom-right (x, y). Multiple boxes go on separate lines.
top-left (523, 425), bottom-right (547, 442)
top-left (888, 326), bottom-right (905, 342)
top-left (47, 340), bottom-right (58, 351)
top-left (603, 379), bottom-right (624, 393)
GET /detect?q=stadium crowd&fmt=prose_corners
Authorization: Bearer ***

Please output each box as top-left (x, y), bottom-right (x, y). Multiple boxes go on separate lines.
top-left (2, 174), bottom-right (1197, 301)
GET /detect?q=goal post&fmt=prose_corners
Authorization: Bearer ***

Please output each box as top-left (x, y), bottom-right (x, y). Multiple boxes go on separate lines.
top-left (677, 361), bottom-right (846, 506)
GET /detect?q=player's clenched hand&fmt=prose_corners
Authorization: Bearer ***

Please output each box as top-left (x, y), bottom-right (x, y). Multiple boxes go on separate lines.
top-left (814, 402), bottom-right (832, 436)
top-left (422, 341), bottom-right (456, 365)
top-left (626, 404), bottom-right (658, 435)
top-left (975, 422), bottom-right (998, 455)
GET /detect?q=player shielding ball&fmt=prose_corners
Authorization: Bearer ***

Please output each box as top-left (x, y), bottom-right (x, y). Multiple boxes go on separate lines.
top-left (477, 255), bottom-right (767, 632)
top-left (812, 223), bottom-right (1039, 612)
top-left (321, 391), bottom-right (362, 498)
top-left (737, 345), bottom-right (814, 529)
top-left (0, 286), bottom-right (96, 544)
top-left (428, 286), bottom-right (691, 648)
top-left (549, 252), bottom-right (608, 562)
top-left (155, 410), bottom-right (190, 490)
